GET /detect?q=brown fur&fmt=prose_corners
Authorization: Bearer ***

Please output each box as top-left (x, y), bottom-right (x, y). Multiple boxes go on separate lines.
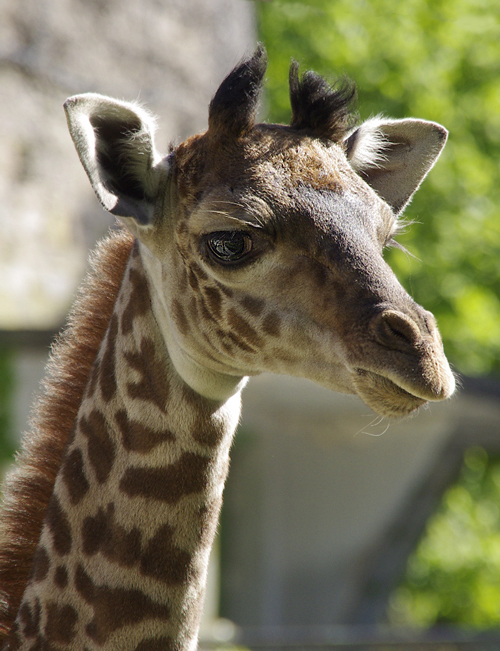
top-left (0, 228), bottom-right (134, 638)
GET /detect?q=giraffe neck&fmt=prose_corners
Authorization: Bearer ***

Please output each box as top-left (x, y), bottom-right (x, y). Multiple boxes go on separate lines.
top-left (139, 243), bottom-right (249, 402)
top-left (7, 243), bottom-right (242, 651)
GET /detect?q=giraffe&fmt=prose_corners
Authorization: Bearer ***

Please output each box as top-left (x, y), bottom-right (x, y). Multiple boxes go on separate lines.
top-left (0, 45), bottom-right (455, 650)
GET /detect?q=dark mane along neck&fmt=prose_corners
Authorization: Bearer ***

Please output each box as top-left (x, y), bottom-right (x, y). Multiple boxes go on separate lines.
top-left (0, 228), bottom-right (134, 638)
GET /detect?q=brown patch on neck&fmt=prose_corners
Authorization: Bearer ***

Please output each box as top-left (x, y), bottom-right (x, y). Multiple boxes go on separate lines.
top-left (0, 228), bottom-right (134, 639)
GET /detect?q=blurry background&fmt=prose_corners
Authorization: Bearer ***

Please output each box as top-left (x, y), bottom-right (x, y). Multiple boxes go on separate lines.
top-left (1, 0), bottom-right (500, 648)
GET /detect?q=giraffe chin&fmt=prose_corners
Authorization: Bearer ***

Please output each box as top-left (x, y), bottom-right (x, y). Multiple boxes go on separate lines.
top-left (352, 369), bottom-right (427, 419)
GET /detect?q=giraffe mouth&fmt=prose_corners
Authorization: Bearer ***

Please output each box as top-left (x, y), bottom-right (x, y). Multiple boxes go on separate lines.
top-left (352, 369), bottom-right (427, 418)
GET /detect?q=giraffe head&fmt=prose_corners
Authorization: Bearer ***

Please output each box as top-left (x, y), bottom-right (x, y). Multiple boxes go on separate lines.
top-left (64, 46), bottom-right (455, 417)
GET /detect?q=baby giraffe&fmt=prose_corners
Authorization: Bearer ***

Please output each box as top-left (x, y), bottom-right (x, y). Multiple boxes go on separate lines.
top-left (0, 46), bottom-right (454, 650)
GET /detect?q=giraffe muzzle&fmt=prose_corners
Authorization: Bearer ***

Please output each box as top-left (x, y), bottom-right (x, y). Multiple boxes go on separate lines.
top-left (349, 307), bottom-right (455, 417)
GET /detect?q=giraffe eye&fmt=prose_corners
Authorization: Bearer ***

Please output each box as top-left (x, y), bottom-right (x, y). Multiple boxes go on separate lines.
top-left (206, 231), bottom-right (253, 265)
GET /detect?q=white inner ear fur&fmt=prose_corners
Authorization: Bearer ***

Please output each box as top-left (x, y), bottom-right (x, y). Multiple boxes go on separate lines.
top-left (345, 115), bottom-right (391, 172)
top-left (64, 93), bottom-right (163, 221)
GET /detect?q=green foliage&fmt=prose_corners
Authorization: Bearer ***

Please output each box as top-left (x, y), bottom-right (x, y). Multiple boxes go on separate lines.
top-left (258, 0), bottom-right (500, 376)
top-left (0, 347), bottom-right (15, 464)
top-left (388, 448), bottom-right (500, 628)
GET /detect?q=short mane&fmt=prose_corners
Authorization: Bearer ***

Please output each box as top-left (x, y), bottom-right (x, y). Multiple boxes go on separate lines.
top-left (0, 228), bottom-right (134, 637)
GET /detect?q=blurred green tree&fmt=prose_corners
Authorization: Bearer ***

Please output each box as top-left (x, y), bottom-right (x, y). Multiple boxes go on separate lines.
top-left (388, 448), bottom-right (500, 628)
top-left (257, 0), bottom-right (500, 376)
top-left (0, 348), bottom-right (15, 469)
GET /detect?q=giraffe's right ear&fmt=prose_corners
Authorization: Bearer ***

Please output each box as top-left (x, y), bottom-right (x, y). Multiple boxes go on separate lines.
top-left (344, 116), bottom-right (447, 215)
top-left (64, 93), bottom-right (167, 228)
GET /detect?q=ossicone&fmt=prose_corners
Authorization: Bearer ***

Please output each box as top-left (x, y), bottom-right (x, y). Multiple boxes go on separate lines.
top-left (208, 44), bottom-right (267, 137)
top-left (289, 61), bottom-right (357, 141)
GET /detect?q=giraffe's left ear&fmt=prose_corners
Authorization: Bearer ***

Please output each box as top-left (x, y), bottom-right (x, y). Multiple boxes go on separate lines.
top-left (344, 117), bottom-right (448, 214)
top-left (64, 93), bottom-right (168, 228)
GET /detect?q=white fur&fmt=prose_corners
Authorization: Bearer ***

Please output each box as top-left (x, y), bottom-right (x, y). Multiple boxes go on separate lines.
top-left (345, 115), bottom-right (390, 172)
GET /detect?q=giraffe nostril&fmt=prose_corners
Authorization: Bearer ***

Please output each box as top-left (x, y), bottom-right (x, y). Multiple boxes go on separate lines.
top-left (373, 310), bottom-right (422, 351)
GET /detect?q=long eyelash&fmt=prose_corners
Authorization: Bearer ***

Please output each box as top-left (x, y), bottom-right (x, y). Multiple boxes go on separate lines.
top-left (206, 209), bottom-right (265, 230)
top-left (386, 238), bottom-right (413, 257)
top-left (210, 200), bottom-right (246, 210)
top-left (385, 218), bottom-right (419, 259)
top-left (392, 217), bottom-right (416, 237)
top-left (208, 199), bottom-right (267, 229)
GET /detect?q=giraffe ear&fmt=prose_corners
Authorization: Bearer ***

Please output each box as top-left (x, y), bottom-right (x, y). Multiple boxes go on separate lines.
top-left (64, 93), bottom-right (167, 227)
top-left (208, 44), bottom-right (267, 137)
top-left (344, 117), bottom-right (448, 214)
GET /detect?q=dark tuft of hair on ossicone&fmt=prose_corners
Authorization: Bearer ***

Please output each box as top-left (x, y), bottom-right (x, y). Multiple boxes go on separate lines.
top-left (289, 61), bottom-right (358, 141)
